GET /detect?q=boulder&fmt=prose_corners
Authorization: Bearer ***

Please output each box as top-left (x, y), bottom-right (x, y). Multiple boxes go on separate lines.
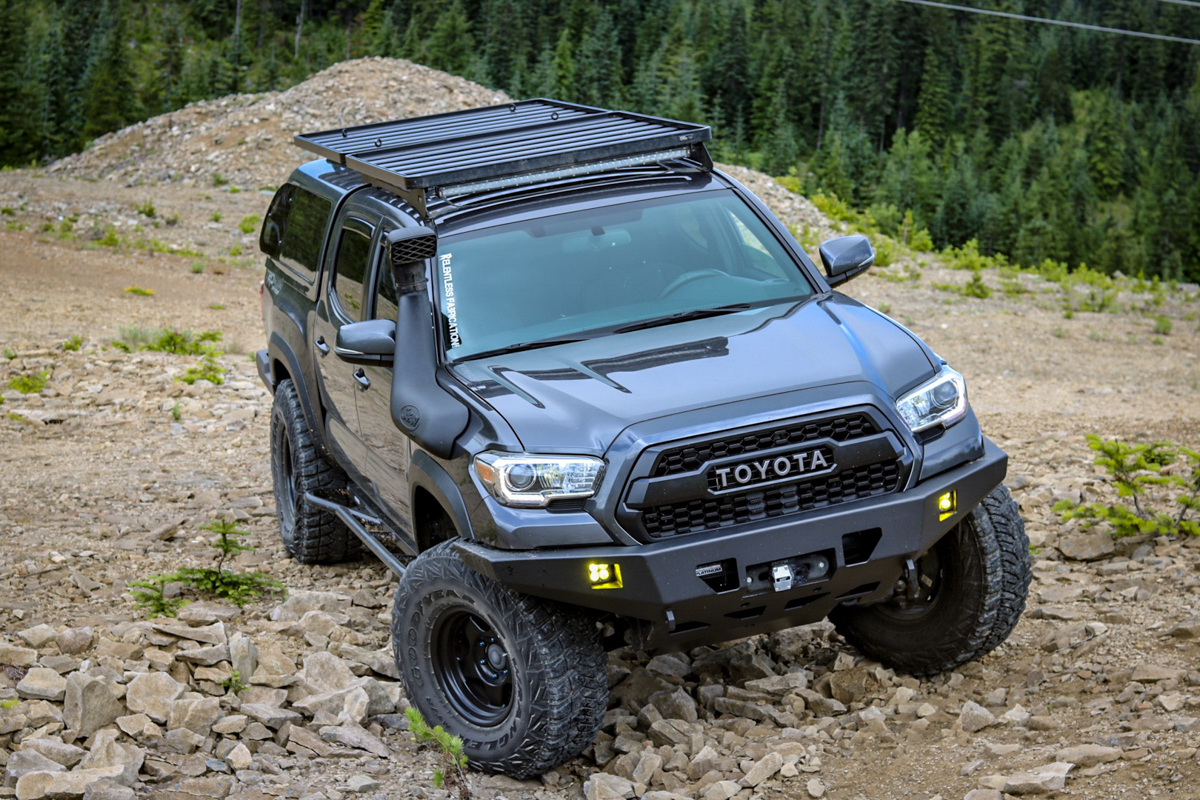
top-left (79, 730), bottom-right (145, 787)
top-left (124, 672), bottom-right (185, 723)
top-left (16, 668), bottom-right (68, 701)
top-left (1057, 533), bottom-right (1116, 561)
top-left (64, 673), bottom-right (125, 737)
top-left (15, 766), bottom-right (124, 800)
top-left (167, 697), bottom-right (223, 735)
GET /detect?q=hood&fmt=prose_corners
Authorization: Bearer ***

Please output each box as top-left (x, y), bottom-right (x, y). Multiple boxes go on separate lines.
top-left (449, 294), bottom-right (937, 454)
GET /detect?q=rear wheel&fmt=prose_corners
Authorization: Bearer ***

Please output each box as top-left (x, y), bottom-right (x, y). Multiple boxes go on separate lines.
top-left (393, 541), bottom-right (608, 778)
top-left (269, 378), bottom-right (360, 564)
top-left (830, 484), bottom-right (1030, 675)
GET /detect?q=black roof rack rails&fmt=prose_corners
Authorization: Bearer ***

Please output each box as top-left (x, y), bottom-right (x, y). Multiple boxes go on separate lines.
top-left (294, 99), bottom-right (711, 218)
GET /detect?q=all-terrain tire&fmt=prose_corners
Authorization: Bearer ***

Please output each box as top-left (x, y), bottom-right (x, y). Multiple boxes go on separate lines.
top-left (392, 541), bottom-right (608, 779)
top-left (269, 378), bottom-right (360, 564)
top-left (829, 484), bottom-right (1030, 675)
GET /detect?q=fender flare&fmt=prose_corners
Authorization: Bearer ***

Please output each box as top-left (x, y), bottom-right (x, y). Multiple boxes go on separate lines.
top-left (410, 450), bottom-right (475, 544)
top-left (268, 331), bottom-right (328, 455)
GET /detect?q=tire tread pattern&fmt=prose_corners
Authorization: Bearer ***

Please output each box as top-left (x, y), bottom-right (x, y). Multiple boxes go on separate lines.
top-left (271, 379), bottom-right (361, 564)
top-left (831, 484), bottom-right (1030, 675)
top-left (393, 542), bottom-right (607, 779)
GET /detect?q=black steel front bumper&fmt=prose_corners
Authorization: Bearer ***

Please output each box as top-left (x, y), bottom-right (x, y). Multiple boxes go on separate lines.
top-left (455, 437), bottom-right (1008, 650)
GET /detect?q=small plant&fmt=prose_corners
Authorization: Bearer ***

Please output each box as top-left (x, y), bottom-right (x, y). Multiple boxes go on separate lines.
top-left (171, 519), bottom-right (284, 606)
top-left (165, 213), bottom-right (180, 226)
top-left (1055, 436), bottom-right (1200, 538)
top-left (405, 707), bottom-right (470, 799)
top-left (62, 335), bottom-right (83, 351)
top-left (1051, 325), bottom-right (1067, 339)
top-left (1, 697), bottom-right (19, 710)
top-left (129, 575), bottom-right (189, 618)
top-left (238, 214), bottom-right (261, 234)
top-left (1153, 316), bottom-right (1173, 336)
top-left (124, 285), bottom-right (155, 296)
top-left (178, 352), bottom-right (226, 385)
top-left (212, 174), bottom-right (229, 187)
top-left (210, 211), bottom-right (223, 223)
top-left (170, 401), bottom-right (182, 422)
top-left (0, 206), bottom-right (13, 216)
top-left (877, 302), bottom-right (892, 315)
top-left (209, 303), bottom-right (226, 310)
top-left (9, 371), bottom-right (49, 394)
top-left (136, 199), bottom-right (156, 218)
top-left (6, 220), bottom-right (25, 231)
top-left (229, 245), bottom-right (243, 256)
top-left (962, 271), bottom-right (990, 299)
top-left (2, 347), bottom-right (17, 359)
top-left (219, 669), bottom-right (247, 694)
top-left (98, 227), bottom-right (121, 247)
top-left (110, 340), bottom-right (132, 353)
top-left (124, 327), bottom-right (223, 355)
top-left (190, 260), bottom-right (205, 274)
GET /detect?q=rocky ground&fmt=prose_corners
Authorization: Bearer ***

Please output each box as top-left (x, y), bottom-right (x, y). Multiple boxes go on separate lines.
top-left (2, 58), bottom-right (1200, 800)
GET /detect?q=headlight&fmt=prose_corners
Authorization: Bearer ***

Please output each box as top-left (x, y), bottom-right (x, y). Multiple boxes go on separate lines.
top-left (896, 367), bottom-right (968, 432)
top-left (473, 452), bottom-right (605, 507)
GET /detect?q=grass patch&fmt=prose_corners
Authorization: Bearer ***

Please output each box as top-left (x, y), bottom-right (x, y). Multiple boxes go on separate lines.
top-left (1153, 316), bottom-right (1173, 336)
top-left (209, 211), bottom-right (223, 223)
top-left (238, 215), bottom-right (261, 235)
top-left (62, 335), bottom-right (82, 351)
top-left (136, 199), bottom-right (156, 218)
top-left (190, 261), bottom-right (205, 274)
top-left (9, 371), bottom-right (49, 394)
top-left (120, 326), bottom-right (222, 355)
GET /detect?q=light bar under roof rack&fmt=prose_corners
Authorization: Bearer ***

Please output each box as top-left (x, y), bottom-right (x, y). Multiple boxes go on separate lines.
top-left (294, 99), bottom-right (711, 218)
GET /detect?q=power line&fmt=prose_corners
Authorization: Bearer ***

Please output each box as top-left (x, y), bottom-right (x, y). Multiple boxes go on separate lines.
top-left (895, 0), bottom-right (1200, 45)
top-left (1157, 0), bottom-right (1200, 8)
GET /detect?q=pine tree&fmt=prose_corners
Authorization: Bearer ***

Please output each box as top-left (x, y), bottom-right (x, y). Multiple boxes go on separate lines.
top-left (425, 1), bottom-right (475, 75)
top-left (81, 0), bottom-right (137, 141)
top-left (0, 0), bottom-right (34, 166)
top-left (914, 47), bottom-right (951, 149)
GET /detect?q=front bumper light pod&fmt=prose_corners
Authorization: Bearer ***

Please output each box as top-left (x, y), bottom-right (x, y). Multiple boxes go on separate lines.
top-left (474, 452), bottom-right (605, 508)
top-left (896, 367), bottom-right (968, 432)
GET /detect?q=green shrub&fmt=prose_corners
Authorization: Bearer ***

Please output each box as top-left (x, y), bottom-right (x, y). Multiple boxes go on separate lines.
top-left (1055, 436), bottom-right (1200, 538)
top-left (171, 519), bottom-right (283, 606)
top-left (941, 239), bottom-right (1009, 272)
top-left (909, 226), bottom-right (934, 252)
top-left (210, 211), bottom-right (223, 223)
top-left (1153, 316), bottom-right (1173, 335)
top-left (962, 271), bottom-right (990, 299)
top-left (123, 327), bottom-right (222, 355)
top-left (406, 707), bottom-right (470, 796)
top-left (190, 261), bottom-right (205, 274)
top-left (124, 285), bottom-right (155, 296)
top-left (129, 576), bottom-right (189, 618)
top-left (99, 227), bottom-right (121, 247)
top-left (238, 215), bottom-right (261, 234)
top-left (178, 352), bottom-right (226, 385)
top-left (872, 236), bottom-right (897, 268)
top-left (62, 335), bottom-right (82, 351)
top-left (136, 199), bottom-right (156, 218)
top-left (810, 192), bottom-right (855, 223)
top-left (865, 202), bottom-right (901, 236)
top-left (9, 371), bottom-right (49, 394)
top-left (212, 174), bottom-right (228, 187)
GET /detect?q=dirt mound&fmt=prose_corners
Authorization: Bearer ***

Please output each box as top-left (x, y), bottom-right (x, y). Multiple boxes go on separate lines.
top-left (49, 58), bottom-right (511, 190)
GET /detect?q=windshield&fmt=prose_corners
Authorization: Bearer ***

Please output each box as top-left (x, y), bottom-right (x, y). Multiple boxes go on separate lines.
top-left (435, 190), bottom-right (814, 360)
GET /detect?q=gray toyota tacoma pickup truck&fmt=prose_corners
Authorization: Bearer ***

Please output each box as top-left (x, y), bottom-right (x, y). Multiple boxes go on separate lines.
top-left (255, 100), bottom-right (1031, 777)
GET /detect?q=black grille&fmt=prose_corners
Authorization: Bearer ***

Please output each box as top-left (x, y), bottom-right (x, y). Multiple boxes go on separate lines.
top-left (640, 460), bottom-right (901, 538)
top-left (652, 414), bottom-right (877, 478)
top-left (391, 235), bottom-right (437, 265)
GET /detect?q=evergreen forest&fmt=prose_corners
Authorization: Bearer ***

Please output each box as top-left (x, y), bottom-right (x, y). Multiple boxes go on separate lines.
top-left (1, 0), bottom-right (1199, 280)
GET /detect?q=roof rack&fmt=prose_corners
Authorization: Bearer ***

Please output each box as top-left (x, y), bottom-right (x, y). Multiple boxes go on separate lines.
top-left (294, 99), bottom-right (711, 218)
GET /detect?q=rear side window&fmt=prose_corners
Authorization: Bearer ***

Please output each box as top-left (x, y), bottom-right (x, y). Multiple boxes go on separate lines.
top-left (332, 220), bottom-right (373, 322)
top-left (278, 187), bottom-right (332, 282)
top-left (260, 185), bottom-right (294, 258)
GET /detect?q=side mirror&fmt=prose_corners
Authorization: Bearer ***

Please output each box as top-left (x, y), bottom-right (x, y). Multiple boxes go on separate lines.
top-left (819, 235), bottom-right (874, 287)
top-left (335, 318), bottom-right (396, 366)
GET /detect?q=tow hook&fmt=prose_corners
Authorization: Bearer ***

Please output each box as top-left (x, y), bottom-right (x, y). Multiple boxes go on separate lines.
top-left (903, 558), bottom-right (919, 602)
top-left (772, 563), bottom-right (794, 593)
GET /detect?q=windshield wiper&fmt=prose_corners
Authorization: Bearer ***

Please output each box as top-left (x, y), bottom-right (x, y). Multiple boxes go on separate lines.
top-left (457, 336), bottom-right (594, 361)
top-left (612, 303), bottom-right (753, 334)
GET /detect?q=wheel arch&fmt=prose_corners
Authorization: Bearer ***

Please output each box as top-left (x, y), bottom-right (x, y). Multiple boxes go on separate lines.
top-left (410, 449), bottom-right (476, 550)
top-left (268, 331), bottom-right (327, 455)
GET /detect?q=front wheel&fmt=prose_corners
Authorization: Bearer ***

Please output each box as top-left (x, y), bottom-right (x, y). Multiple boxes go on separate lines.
top-left (830, 484), bottom-right (1030, 675)
top-left (392, 542), bottom-right (608, 778)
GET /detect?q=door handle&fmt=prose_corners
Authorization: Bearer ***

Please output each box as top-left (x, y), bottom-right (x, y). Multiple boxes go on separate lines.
top-left (315, 336), bottom-right (330, 356)
top-left (353, 368), bottom-right (371, 391)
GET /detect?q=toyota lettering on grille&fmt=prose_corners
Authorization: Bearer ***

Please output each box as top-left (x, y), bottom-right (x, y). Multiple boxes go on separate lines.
top-left (709, 447), bottom-right (834, 491)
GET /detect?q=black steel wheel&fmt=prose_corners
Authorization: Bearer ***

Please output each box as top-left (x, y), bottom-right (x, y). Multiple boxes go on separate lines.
top-left (393, 541), bottom-right (608, 778)
top-left (433, 610), bottom-right (514, 726)
top-left (269, 379), bottom-right (360, 564)
top-left (830, 484), bottom-right (1030, 675)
